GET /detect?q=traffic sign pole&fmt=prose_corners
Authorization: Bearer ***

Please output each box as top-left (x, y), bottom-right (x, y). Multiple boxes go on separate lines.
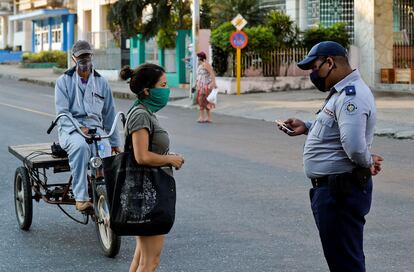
top-left (236, 48), bottom-right (241, 96)
top-left (230, 14), bottom-right (248, 96)
top-left (230, 30), bottom-right (248, 96)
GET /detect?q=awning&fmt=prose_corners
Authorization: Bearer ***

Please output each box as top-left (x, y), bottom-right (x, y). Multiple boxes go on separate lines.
top-left (9, 9), bottom-right (72, 21)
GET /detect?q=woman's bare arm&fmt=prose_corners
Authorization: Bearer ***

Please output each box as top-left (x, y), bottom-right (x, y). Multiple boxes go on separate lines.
top-left (131, 129), bottom-right (184, 169)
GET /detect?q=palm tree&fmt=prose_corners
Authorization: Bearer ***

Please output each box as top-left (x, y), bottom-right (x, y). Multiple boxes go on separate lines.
top-left (108, 0), bottom-right (191, 43)
top-left (208, 0), bottom-right (266, 29)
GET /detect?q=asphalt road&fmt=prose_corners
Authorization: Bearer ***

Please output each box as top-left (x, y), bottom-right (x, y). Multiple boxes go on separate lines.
top-left (0, 78), bottom-right (413, 272)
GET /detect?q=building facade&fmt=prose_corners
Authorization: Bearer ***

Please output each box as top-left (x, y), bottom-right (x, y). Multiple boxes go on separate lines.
top-left (0, 1), bottom-right (12, 49)
top-left (77, 0), bottom-right (129, 73)
top-left (77, 0), bottom-right (191, 86)
top-left (8, 0), bottom-right (76, 52)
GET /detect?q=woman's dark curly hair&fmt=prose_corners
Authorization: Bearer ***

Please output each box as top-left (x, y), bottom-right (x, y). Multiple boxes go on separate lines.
top-left (119, 63), bottom-right (165, 100)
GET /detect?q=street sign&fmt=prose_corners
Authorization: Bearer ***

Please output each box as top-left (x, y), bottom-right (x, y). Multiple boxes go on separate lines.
top-left (230, 31), bottom-right (248, 49)
top-left (231, 14), bottom-right (247, 31)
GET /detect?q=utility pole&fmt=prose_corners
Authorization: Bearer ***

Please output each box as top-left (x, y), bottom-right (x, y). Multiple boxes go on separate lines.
top-left (191, 0), bottom-right (200, 96)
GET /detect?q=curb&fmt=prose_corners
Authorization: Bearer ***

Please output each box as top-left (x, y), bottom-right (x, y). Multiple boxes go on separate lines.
top-left (0, 72), bottom-right (188, 102)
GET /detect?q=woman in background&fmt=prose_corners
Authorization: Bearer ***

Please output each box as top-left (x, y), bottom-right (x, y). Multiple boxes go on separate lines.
top-left (195, 51), bottom-right (217, 123)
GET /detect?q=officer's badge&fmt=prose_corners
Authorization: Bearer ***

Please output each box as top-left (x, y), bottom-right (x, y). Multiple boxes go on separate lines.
top-left (346, 103), bottom-right (357, 113)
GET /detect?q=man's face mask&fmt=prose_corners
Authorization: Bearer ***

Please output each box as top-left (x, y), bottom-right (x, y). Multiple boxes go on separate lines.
top-left (75, 55), bottom-right (93, 73)
top-left (310, 59), bottom-right (335, 92)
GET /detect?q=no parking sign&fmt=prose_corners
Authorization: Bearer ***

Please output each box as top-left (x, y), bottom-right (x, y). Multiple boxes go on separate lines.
top-left (230, 31), bottom-right (248, 49)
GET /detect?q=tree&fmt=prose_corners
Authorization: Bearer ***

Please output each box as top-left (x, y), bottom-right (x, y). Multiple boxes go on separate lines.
top-left (265, 10), bottom-right (300, 48)
top-left (208, 0), bottom-right (266, 29)
top-left (107, 0), bottom-right (191, 48)
top-left (200, 1), bottom-right (212, 29)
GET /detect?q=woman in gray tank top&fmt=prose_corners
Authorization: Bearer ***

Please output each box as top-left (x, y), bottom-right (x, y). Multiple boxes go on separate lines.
top-left (119, 63), bottom-right (185, 272)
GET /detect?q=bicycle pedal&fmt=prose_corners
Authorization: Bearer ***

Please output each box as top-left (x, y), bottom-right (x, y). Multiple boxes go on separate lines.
top-left (79, 207), bottom-right (94, 215)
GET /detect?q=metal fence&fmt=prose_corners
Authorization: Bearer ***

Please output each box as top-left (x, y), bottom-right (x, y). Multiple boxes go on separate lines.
top-left (86, 31), bottom-right (116, 50)
top-left (85, 31), bottom-right (130, 70)
top-left (228, 48), bottom-right (309, 77)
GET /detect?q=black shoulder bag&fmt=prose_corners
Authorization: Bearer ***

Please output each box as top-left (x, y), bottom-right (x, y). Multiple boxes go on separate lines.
top-left (102, 107), bottom-right (176, 236)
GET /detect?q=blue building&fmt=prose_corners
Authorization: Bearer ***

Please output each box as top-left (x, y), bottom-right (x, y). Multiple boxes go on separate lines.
top-left (9, 0), bottom-right (76, 52)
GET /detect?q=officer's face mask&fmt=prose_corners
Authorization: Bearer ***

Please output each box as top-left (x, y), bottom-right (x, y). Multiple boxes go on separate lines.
top-left (310, 59), bottom-right (335, 92)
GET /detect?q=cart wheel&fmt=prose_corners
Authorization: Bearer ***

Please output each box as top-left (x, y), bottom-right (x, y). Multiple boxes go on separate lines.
top-left (95, 185), bottom-right (121, 258)
top-left (14, 167), bottom-right (33, 230)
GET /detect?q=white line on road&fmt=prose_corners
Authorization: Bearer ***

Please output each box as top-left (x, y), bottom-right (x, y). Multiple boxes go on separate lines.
top-left (155, 114), bottom-right (168, 119)
top-left (0, 101), bottom-right (54, 117)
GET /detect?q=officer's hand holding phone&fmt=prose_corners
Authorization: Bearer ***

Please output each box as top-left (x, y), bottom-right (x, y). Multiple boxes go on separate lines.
top-left (276, 118), bottom-right (307, 136)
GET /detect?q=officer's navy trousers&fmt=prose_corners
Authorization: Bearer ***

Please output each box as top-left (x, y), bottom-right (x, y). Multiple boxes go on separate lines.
top-left (309, 178), bottom-right (373, 272)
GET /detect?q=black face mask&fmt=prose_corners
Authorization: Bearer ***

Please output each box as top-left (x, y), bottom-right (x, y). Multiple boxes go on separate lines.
top-left (76, 58), bottom-right (92, 73)
top-left (310, 60), bottom-right (334, 92)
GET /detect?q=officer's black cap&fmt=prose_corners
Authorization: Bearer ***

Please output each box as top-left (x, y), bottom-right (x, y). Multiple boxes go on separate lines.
top-left (297, 41), bottom-right (348, 70)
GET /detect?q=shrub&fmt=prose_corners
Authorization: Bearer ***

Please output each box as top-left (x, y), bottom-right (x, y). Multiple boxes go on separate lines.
top-left (266, 10), bottom-right (300, 48)
top-left (211, 45), bottom-right (228, 76)
top-left (302, 23), bottom-right (350, 49)
top-left (157, 28), bottom-right (176, 49)
top-left (243, 25), bottom-right (276, 53)
top-left (210, 22), bottom-right (235, 54)
top-left (22, 50), bottom-right (67, 68)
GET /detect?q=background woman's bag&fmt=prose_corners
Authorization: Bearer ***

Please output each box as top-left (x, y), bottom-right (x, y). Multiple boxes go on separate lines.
top-left (102, 106), bottom-right (176, 236)
top-left (206, 88), bottom-right (218, 104)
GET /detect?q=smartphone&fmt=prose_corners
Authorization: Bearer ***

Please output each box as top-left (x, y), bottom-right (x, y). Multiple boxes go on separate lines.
top-left (275, 120), bottom-right (295, 134)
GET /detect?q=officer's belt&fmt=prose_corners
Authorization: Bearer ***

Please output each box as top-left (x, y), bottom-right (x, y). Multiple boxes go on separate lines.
top-left (311, 168), bottom-right (371, 188)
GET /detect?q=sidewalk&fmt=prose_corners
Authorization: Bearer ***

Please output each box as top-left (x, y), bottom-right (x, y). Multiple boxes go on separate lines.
top-left (1, 64), bottom-right (413, 140)
top-left (0, 64), bottom-right (188, 100)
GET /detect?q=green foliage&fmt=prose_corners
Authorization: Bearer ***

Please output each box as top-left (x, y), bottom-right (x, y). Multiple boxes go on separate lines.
top-left (108, 0), bottom-right (191, 46)
top-left (243, 26), bottom-right (276, 53)
top-left (200, 1), bottom-right (212, 29)
top-left (266, 10), bottom-right (300, 48)
top-left (157, 28), bottom-right (176, 49)
top-left (209, 0), bottom-right (265, 28)
top-left (302, 23), bottom-right (350, 49)
top-left (210, 22), bottom-right (235, 53)
top-left (22, 50), bottom-right (67, 68)
top-left (2, 45), bottom-right (13, 51)
top-left (211, 45), bottom-right (228, 76)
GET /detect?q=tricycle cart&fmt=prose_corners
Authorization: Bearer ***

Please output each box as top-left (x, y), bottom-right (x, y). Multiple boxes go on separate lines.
top-left (8, 112), bottom-right (125, 258)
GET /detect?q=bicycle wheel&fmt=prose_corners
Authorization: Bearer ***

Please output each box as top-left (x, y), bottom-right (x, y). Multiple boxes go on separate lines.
top-left (14, 167), bottom-right (33, 230)
top-left (94, 185), bottom-right (121, 258)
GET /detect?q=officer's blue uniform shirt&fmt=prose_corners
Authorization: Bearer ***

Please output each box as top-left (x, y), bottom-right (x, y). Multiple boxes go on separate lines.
top-left (55, 67), bottom-right (121, 147)
top-left (303, 69), bottom-right (376, 178)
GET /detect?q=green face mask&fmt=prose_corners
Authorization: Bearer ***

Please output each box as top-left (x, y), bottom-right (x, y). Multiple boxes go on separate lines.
top-left (141, 88), bottom-right (170, 113)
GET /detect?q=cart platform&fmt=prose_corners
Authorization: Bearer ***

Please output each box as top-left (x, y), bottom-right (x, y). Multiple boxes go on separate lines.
top-left (8, 143), bottom-right (69, 170)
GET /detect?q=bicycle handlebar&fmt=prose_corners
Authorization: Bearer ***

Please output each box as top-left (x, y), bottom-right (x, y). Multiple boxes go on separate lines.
top-left (46, 112), bottom-right (126, 141)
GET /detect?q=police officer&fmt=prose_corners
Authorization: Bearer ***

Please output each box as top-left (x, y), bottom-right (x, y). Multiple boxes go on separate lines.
top-left (55, 40), bottom-right (121, 212)
top-left (277, 41), bottom-right (383, 272)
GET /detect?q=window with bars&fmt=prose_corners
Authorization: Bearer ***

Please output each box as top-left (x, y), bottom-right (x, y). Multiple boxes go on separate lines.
top-left (307, 0), bottom-right (320, 27)
top-left (319, 0), bottom-right (354, 43)
top-left (393, 0), bottom-right (414, 68)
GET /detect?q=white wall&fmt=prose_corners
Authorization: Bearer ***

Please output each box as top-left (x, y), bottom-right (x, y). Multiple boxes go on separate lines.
top-left (0, 16), bottom-right (8, 49)
top-left (285, 0), bottom-right (307, 30)
top-left (13, 20), bottom-right (31, 51)
top-left (354, 0), bottom-right (393, 88)
top-left (77, 0), bottom-right (117, 47)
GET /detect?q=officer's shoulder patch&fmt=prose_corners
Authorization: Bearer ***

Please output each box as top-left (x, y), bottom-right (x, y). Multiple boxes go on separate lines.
top-left (343, 85), bottom-right (356, 96)
top-left (345, 102), bottom-right (357, 114)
